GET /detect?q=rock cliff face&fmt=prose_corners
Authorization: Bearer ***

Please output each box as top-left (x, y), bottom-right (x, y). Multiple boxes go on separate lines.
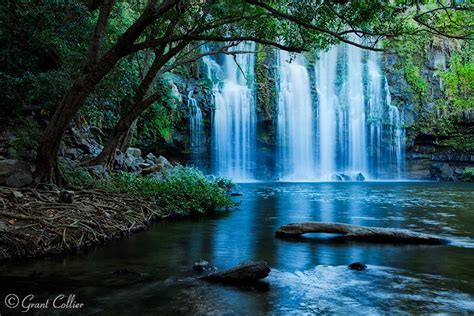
top-left (383, 39), bottom-right (473, 180)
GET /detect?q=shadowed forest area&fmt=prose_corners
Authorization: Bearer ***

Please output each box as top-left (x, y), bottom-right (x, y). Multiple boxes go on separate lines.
top-left (0, 1), bottom-right (473, 314)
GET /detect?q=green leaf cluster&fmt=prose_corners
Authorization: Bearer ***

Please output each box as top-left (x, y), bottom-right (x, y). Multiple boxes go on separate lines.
top-left (62, 165), bottom-right (236, 216)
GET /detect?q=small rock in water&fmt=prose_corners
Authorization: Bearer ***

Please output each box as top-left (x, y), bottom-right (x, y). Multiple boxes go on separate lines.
top-left (229, 192), bottom-right (243, 196)
top-left (193, 259), bottom-right (215, 273)
top-left (348, 262), bottom-right (367, 271)
top-left (58, 190), bottom-right (75, 204)
top-left (355, 172), bottom-right (365, 181)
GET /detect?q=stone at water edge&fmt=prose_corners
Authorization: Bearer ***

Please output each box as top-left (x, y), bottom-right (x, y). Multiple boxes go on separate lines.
top-left (355, 172), bottom-right (365, 181)
top-left (348, 262), bottom-right (367, 271)
top-left (340, 174), bottom-right (352, 181)
top-left (59, 190), bottom-right (75, 204)
top-left (193, 259), bottom-right (216, 273)
top-left (203, 261), bottom-right (271, 284)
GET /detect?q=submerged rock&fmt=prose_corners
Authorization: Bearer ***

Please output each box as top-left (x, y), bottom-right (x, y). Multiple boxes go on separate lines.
top-left (348, 262), bottom-right (367, 271)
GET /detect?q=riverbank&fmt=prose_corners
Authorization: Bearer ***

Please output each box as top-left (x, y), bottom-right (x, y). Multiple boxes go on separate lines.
top-left (0, 186), bottom-right (168, 261)
top-left (0, 164), bottom-right (235, 261)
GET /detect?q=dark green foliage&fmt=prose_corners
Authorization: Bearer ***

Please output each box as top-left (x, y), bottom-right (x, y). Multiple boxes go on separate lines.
top-left (440, 42), bottom-right (474, 111)
top-left (8, 118), bottom-right (41, 160)
top-left (62, 165), bottom-right (235, 216)
top-left (133, 75), bottom-right (182, 144)
top-left (0, 1), bottom-right (92, 115)
top-left (463, 167), bottom-right (474, 182)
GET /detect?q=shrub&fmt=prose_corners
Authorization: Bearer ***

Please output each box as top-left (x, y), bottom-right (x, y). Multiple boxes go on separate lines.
top-left (62, 165), bottom-right (235, 216)
top-left (463, 167), bottom-right (474, 182)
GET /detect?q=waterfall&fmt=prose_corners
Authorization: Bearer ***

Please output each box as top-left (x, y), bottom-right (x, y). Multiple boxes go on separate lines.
top-left (367, 50), bottom-right (384, 176)
top-left (346, 44), bottom-right (368, 174)
top-left (210, 42), bottom-right (256, 181)
top-left (315, 47), bottom-right (338, 179)
top-left (277, 50), bottom-right (315, 180)
top-left (201, 42), bottom-right (406, 181)
top-left (386, 78), bottom-right (406, 179)
top-left (188, 90), bottom-right (204, 166)
top-left (313, 45), bottom-right (405, 180)
top-left (315, 45), bottom-right (369, 179)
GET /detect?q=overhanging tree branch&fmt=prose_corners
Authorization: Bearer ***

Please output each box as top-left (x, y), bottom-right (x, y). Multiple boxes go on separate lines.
top-left (131, 35), bottom-right (307, 54)
top-left (244, 0), bottom-right (384, 51)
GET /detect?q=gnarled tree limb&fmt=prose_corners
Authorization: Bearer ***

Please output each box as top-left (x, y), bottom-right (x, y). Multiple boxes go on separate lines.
top-left (275, 222), bottom-right (449, 245)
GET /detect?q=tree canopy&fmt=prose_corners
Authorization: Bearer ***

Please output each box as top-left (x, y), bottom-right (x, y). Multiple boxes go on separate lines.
top-left (1, 0), bottom-right (472, 184)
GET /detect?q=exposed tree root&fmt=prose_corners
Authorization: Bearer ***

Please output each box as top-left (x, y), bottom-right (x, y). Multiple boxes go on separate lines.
top-left (0, 186), bottom-right (167, 261)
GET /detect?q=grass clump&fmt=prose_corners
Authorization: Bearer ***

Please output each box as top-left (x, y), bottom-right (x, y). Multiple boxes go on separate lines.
top-left (462, 167), bottom-right (474, 182)
top-left (62, 165), bottom-right (236, 216)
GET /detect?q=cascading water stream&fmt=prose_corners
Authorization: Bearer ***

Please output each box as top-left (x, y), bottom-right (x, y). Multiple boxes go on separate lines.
top-left (209, 43), bottom-right (256, 181)
top-left (277, 50), bottom-right (315, 180)
top-left (313, 44), bottom-right (405, 180)
top-left (346, 44), bottom-right (368, 175)
top-left (367, 50), bottom-right (384, 176)
top-left (188, 90), bottom-right (204, 166)
top-left (315, 47), bottom-right (338, 179)
top-left (386, 77), bottom-right (406, 179)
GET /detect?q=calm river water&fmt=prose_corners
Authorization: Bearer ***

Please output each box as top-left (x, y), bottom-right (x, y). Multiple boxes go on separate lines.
top-left (1, 182), bottom-right (474, 314)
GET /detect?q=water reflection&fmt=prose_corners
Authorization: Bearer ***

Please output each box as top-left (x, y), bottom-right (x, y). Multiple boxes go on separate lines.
top-left (0, 182), bottom-right (473, 314)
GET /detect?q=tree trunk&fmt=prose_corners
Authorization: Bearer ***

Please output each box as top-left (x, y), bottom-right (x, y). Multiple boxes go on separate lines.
top-left (275, 222), bottom-right (449, 245)
top-left (92, 43), bottom-right (189, 167)
top-left (35, 73), bottom-right (108, 184)
top-left (90, 97), bottom-right (155, 166)
top-left (118, 119), bottom-right (137, 153)
top-left (34, 2), bottom-right (179, 184)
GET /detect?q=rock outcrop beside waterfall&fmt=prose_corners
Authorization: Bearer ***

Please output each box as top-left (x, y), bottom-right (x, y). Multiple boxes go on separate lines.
top-left (384, 39), bottom-right (474, 181)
